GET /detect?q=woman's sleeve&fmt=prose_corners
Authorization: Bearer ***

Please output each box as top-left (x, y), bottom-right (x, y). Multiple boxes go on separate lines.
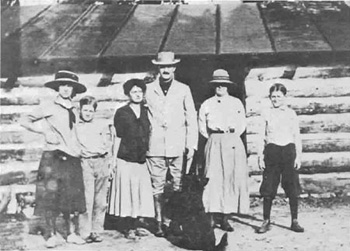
top-left (235, 99), bottom-right (247, 136)
top-left (257, 109), bottom-right (267, 159)
top-left (198, 102), bottom-right (209, 139)
top-left (113, 110), bottom-right (125, 138)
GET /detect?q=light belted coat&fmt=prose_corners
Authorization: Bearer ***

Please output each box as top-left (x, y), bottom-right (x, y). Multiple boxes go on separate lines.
top-left (145, 78), bottom-right (198, 157)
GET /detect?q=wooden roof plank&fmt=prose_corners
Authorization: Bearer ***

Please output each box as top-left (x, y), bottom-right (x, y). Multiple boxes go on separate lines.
top-left (305, 1), bottom-right (350, 51)
top-left (260, 1), bottom-right (332, 52)
top-left (104, 5), bottom-right (176, 57)
top-left (1, 5), bottom-right (50, 40)
top-left (47, 4), bottom-right (133, 58)
top-left (164, 4), bottom-right (217, 55)
top-left (220, 3), bottom-right (272, 54)
top-left (17, 4), bottom-right (91, 59)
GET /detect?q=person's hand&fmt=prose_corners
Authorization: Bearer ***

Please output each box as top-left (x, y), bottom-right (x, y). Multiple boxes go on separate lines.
top-left (108, 158), bottom-right (117, 180)
top-left (228, 126), bottom-right (235, 133)
top-left (258, 156), bottom-right (265, 170)
top-left (294, 157), bottom-right (301, 170)
top-left (44, 131), bottom-right (60, 145)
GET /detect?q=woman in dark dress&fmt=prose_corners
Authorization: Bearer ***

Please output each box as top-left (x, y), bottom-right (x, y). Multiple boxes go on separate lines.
top-left (107, 79), bottom-right (155, 238)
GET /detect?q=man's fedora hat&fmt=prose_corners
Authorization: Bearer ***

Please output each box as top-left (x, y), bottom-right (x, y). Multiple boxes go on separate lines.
top-left (209, 69), bottom-right (234, 85)
top-left (44, 70), bottom-right (87, 94)
top-left (152, 51), bottom-right (181, 65)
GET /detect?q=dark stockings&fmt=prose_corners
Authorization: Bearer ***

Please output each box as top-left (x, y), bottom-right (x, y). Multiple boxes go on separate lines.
top-left (45, 211), bottom-right (57, 238)
top-left (63, 211), bottom-right (79, 236)
top-left (263, 197), bottom-right (272, 220)
top-left (289, 196), bottom-right (298, 221)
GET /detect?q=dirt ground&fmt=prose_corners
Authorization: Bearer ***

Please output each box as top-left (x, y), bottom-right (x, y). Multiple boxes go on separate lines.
top-left (1, 196), bottom-right (349, 251)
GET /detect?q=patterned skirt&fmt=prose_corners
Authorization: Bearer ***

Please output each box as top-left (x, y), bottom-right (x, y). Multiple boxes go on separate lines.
top-left (34, 150), bottom-right (86, 216)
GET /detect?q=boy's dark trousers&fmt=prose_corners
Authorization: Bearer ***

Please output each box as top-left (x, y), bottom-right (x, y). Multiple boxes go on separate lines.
top-left (259, 143), bottom-right (301, 220)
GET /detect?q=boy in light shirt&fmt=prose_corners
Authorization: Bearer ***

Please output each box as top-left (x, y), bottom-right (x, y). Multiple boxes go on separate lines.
top-left (76, 96), bottom-right (113, 243)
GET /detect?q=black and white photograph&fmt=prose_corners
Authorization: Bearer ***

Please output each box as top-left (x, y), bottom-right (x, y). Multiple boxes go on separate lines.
top-left (1, 0), bottom-right (350, 250)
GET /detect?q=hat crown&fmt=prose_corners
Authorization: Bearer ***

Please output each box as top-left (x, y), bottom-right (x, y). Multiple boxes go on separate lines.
top-left (152, 51), bottom-right (180, 65)
top-left (55, 70), bottom-right (79, 82)
top-left (212, 69), bottom-right (230, 80)
top-left (157, 52), bottom-right (175, 63)
top-left (209, 69), bottom-right (234, 84)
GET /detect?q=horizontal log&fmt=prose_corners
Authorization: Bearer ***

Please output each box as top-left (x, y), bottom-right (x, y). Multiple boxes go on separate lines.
top-left (248, 152), bottom-right (350, 175)
top-left (247, 133), bottom-right (350, 155)
top-left (0, 84), bottom-right (129, 106)
top-left (0, 119), bottom-right (112, 144)
top-left (0, 101), bottom-right (125, 124)
top-left (246, 65), bottom-right (350, 82)
top-left (247, 113), bottom-right (350, 135)
top-left (246, 77), bottom-right (350, 98)
top-left (249, 172), bottom-right (350, 197)
top-left (246, 96), bottom-right (350, 117)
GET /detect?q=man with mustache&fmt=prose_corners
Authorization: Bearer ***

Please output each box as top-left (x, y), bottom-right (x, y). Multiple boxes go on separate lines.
top-left (145, 51), bottom-right (198, 237)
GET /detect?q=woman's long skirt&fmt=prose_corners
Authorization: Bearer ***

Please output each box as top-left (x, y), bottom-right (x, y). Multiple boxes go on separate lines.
top-left (202, 133), bottom-right (249, 214)
top-left (107, 158), bottom-right (155, 218)
top-left (34, 150), bottom-right (86, 216)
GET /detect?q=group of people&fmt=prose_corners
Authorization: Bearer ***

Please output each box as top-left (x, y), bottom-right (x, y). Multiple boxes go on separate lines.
top-left (20, 51), bottom-right (304, 248)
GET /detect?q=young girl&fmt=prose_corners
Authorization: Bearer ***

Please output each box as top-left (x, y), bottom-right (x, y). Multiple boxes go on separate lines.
top-left (20, 70), bottom-right (87, 247)
top-left (257, 83), bottom-right (304, 233)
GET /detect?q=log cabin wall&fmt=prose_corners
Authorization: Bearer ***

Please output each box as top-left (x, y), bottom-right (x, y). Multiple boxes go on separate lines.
top-left (1, 65), bottom-right (350, 199)
top-left (246, 65), bottom-right (350, 197)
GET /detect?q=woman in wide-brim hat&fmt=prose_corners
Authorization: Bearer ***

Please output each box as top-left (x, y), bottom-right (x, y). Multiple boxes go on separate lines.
top-left (20, 70), bottom-right (87, 247)
top-left (198, 69), bottom-right (249, 232)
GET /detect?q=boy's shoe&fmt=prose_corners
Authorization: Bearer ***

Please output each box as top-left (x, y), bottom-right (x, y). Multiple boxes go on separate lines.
top-left (257, 220), bottom-right (271, 234)
top-left (67, 233), bottom-right (86, 245)
top-left (291, 220), bottom-right (304, 233)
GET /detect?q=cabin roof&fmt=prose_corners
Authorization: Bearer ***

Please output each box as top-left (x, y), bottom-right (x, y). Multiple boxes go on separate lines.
top-left (1, 1), bottom-right (350, 76)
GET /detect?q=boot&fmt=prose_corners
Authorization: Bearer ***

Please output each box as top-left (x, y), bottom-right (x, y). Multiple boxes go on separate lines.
top-left (257, 219), bottom-right (271, 234)
top-left (289, 197), bottom-right (304, 232)
top-left (154, 194), bottom-right (165, 237)
top-left (220, 214), bottom-right (234, 232)
top-left (257, 197), bottom-right (272, 234)
top-left (291, 219), bottom-right (304, 233)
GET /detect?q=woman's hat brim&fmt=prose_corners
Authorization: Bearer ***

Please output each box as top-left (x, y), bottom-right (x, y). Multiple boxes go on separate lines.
top-left (151, 59), bottom-right (181, 65)
top-left (44, 79), bottom-right (87, 94)
top-left (209, 79), bottom-right (235, 85)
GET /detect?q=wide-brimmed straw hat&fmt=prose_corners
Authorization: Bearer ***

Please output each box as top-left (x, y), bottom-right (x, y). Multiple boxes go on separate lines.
top-left (209, 69), bottom-right (234, 85)
top-left (44, 70), bottom-right (87, 94)
top-left (152, 51), bottom-right (181, 65)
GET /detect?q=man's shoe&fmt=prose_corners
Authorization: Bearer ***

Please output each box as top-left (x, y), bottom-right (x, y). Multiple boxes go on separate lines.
top-left (257, 220), bottom-right (271, 234)
top-left (291, 220), bottom-right (304, 233)
top-left (86, 232), bottom-right (103, 243)
top-left (67, 233), bottom-right (86, 245)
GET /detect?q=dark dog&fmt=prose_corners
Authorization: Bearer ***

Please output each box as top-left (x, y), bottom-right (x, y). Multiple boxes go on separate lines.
top-left (165, 174), bottom-right (228, 251)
